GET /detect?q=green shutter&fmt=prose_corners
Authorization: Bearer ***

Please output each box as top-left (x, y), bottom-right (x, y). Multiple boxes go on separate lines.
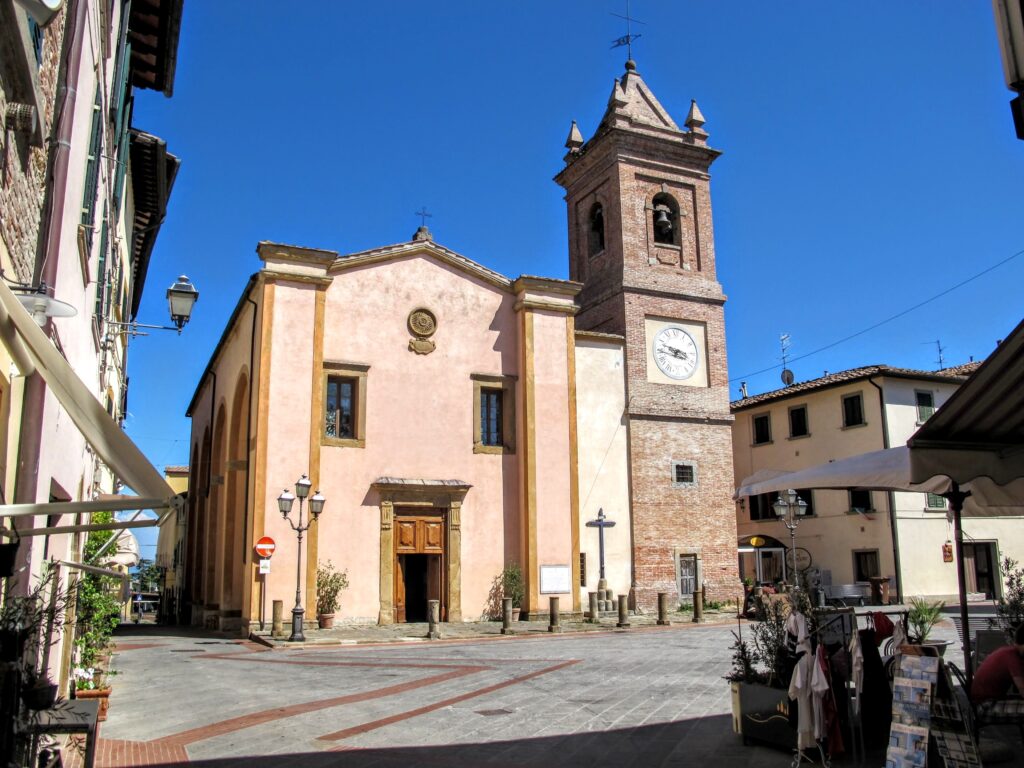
top-left (94, 210), bottom-right (109, 318)
top-left (81, 87), bottom-right (104, 249)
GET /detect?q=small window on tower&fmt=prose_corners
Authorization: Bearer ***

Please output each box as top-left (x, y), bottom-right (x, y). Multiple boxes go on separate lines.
top-left (672, 462), bottom-right (696, 486)
top-left (588, 202), bottom-right (605, 256)
top-left (651, 193), bottom-right (680, 246)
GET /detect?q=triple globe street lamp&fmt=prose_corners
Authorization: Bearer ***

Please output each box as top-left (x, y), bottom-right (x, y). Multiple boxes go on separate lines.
top-left (277, 475), bottom-right (326, 642)
top-left (773, 488), bottom-right (808, 592)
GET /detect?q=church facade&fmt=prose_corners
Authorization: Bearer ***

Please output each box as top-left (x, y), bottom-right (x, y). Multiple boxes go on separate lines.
top-left (183, 62), bottom-right (738, 632)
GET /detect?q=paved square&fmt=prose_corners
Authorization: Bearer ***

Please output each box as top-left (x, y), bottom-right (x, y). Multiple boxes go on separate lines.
top-left (94, 623), bottom-right (821, 767)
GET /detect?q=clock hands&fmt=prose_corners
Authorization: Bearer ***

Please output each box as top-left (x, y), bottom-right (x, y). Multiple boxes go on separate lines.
top-left (657, 343), bottom-right (690, 361)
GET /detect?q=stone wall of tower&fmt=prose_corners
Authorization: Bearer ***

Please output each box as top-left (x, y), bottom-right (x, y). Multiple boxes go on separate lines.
top-left (628, 418), bottom-right (738, 607)
top-left (557, 67), bottom-right (739, 610)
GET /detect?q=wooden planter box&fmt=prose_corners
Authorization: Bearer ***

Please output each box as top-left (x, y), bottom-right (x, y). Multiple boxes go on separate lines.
top-left (731, 681), bottom-right (796, 750)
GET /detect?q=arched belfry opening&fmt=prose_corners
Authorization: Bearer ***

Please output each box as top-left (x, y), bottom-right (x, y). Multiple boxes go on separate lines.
top-left (588, 202), bottom-right (605, 256)
top-left (651, 193), bottom-right (680, 246)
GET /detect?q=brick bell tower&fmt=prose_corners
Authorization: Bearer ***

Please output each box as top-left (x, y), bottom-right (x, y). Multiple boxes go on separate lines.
top-left (555, 60), bottom-right (738, 609)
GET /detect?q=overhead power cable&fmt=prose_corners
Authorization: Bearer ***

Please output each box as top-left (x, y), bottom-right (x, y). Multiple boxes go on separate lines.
top-left (729, 246), bottom-right (1024, 383)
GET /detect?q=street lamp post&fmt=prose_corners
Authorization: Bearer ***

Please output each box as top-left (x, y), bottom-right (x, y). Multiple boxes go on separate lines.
top-left (277, 475), bottom-right (326, 642)
top-left (773, 489), bottom-right (807, 592)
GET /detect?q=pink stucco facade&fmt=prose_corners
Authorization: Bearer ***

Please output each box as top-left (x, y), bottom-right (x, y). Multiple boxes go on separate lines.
top-left (187, 237), bottom-right (583, 628)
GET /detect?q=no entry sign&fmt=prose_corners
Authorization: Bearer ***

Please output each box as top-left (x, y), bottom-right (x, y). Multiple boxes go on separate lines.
top-left (255, 537), bottom-right (276, 559)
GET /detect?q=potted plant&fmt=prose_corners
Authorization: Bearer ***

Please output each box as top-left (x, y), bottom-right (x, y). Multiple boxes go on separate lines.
top-left (726, 597), bottom-right (799, 750)
top-left (72, 666), bottom-right (114, 721)
top-left (907, 596), bottom-right (947, 653)
top-left (316, 560), bottom-right (349, 629)
top-left (993, 555), bottom-right (1024, 639)
top-left (501, 563), bottom-right (525, 621)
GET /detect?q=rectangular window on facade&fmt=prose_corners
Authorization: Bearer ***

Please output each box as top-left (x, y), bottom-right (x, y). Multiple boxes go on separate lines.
top-left (926, 493), bottom-right (946, 510)
top-left (853, 550), bottom-right (880, 582)
top-left (842, 393), bottom-right (865, 428)
top-left (480, 388), bottom-right (503, 446)
top-left (472, 374), bottom-right (516, 454)
top-left (326, 376), bottom-right (357, 438)
top-left (752, 413), bottom-right (771, 445)
top-left (788, 405), bottom-right (809, 438)
top-left (672, 462), bottom-right (696, 486)
top-left (916, 391), bottom-right (935, 423)
top-left (322, 363), bottom-right (368, 447)
top-left (849, 489), bottom-right (873, 513)
top-left (579, 553), bottom-right (586, 587)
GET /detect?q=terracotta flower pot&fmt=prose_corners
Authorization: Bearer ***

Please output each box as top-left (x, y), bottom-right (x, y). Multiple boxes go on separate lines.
top-left (318, 613), bottom-right (335, 629)
top-left (76, 687), bottom-right (112, 721)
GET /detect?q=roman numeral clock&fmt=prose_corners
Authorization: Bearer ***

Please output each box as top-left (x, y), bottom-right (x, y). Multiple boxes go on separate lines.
top-left (645, 319), bottom-right (709, 387)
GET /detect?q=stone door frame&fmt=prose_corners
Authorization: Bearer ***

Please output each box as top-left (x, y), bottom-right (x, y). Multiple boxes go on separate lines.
top-left (372, 479), bottom-right (471, 625)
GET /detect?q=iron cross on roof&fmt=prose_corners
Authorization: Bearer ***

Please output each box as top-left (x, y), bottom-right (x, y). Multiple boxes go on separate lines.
top-left (415, 207), bottom-right (432, 227)
top-left (585, 508), bottom-right (616, 580)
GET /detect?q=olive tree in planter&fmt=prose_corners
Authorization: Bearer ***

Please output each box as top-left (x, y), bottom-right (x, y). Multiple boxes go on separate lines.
top-left (500, 564), bottom-right (525, 621)
top-left (725, 598), bottom-right (799, 751)
top-left (316, 560), bottom-right (349, 629)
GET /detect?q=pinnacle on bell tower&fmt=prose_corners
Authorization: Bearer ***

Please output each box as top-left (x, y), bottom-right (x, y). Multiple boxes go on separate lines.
top-left (554, 60), bottom-right (723, 335)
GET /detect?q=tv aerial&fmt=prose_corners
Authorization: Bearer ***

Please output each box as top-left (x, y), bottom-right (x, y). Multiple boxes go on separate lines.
top-left (780, 333), bottom-right (794, 386)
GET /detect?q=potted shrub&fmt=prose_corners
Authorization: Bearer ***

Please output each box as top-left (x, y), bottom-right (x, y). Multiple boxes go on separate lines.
top-left (726, 597), bottom-right (799, 750)
top-left (993, 555), bottom-right (1024, 639)
top-left (501, 563), bottom-right (525, 621)
top-left (907, 596), bottom-right (948, 654)
top-left (316, 560), bottom-right (348, 629)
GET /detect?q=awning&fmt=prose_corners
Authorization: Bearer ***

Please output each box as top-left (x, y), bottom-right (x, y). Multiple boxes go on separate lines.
top-left (909, 318), bottom-right (1024, 486)
top-left (0, 280), bottom-right (178, 532)
top-left (736, 445), bottom-right (1024, 517)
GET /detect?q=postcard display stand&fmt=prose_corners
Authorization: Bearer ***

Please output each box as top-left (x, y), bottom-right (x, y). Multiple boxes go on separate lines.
top-left (886, 647), bottom-right (981, 768)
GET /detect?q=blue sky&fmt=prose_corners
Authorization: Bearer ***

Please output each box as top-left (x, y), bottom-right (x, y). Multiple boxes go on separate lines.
top-left (125, 1), bottom-right (1023, 480)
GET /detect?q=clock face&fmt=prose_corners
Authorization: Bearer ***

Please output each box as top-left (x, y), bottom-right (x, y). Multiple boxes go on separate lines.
top-left (653, 326), bottom-right (699, 380)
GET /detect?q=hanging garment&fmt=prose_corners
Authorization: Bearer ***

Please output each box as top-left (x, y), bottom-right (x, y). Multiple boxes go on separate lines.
top-left (816, 643), bottom-right (845, 755)
top-left (872, 612), bottom-right (894, 642)
top-left (858, 628), bottom-right (893, 748)
top-left (789, 650), bottom-right (817, 751)
top-left (849, 628), bottom-right (864, 709)
top-left (786, 610), bottom-right (812, 655)
top-left (891, 618), bottom-right (906, 656)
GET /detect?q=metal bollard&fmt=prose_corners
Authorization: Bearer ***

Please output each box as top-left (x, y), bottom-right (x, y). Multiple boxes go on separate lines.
top-left (548, 596), bottom-right (562, 633)
top-left (501, 597), bottom-right (514, 635)
top-left (616, 594), bottom-right (630, 628)
top-left (427, 599), bottom-right (441, 639)
top-left (692, 589), bottom-right (703, 623)
top-left (588, 591), bottom-right (599, 622)
top-left (657, 592), bottom-right (671, 626)
top-left (272, 600), bottom-right (284, 637)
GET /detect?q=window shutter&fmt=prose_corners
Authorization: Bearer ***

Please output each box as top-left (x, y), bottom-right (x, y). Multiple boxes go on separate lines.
top-left (81, 88), bottom-right (104, 249)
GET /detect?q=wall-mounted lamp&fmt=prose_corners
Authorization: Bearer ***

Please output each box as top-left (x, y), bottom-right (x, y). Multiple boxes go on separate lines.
top-left (13, 284), bottom-right (77, 327)
top-left (107, 275), bottom-right (199, 337)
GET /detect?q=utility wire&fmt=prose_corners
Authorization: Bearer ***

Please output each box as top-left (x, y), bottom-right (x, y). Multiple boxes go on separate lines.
top-left (729, 246), bottom-right (1024, 384)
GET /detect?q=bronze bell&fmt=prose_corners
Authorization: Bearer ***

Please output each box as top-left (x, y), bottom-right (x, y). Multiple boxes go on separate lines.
top-left (654, 207), bottom-right (672, 232)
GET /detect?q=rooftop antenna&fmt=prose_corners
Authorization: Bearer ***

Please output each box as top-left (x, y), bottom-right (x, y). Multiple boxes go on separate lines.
top-left (610, 0), bottom-right (644, 60)
top-left (923, 339), bottom-right (945, 370)
top-left (780, 333), bottom-right (794, 386)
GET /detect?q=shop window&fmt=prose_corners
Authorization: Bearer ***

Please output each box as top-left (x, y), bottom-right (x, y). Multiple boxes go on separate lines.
top-left (853, 550), bottom-right (880, 582)
top-left (322, 363), bottom-right (368, 448)
top-left (916, 391), bottom-right (935, 423)
top-left (752, 413), bottom-right (772, 445)
top-left (842, 393), bottom-right (865, 428)
top-left (472, 374), bottom-right (516, 454)
top-left (788, 405), bottom-right (809, 438)
top-left (849, 490), bottom-right (873, 513)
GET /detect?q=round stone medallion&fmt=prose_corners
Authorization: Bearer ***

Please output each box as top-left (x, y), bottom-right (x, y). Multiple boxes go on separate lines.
top-left (408, 308), bottom-right (437, 338)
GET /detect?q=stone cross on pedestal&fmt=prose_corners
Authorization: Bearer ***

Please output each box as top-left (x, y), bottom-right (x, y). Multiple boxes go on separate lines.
top-left (586, 508), bottom-right (616, 581)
